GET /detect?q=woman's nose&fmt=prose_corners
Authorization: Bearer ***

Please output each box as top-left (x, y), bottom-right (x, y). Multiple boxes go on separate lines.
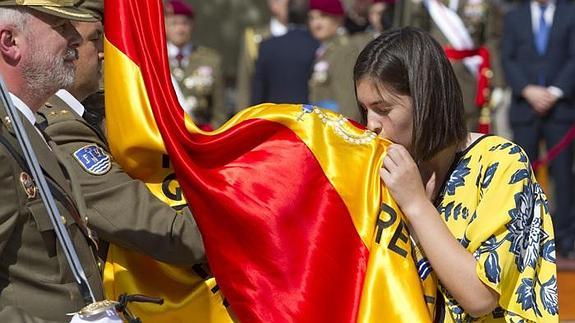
top-left (366, 112), bottom-right (383, 135)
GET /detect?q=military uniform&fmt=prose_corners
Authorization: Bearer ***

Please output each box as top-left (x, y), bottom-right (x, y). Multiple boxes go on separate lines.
top-left (235, 24), bottom-right (273, 112)
top-left (0, 104), bottom-right (104, 322)
top-left (399, 0), bottom-right (504, 130)
top-left (37, 95), bottom-right (205, 265)
top-left (170, 45), bottom-right (226, 129)
top-left (309, 33), bottom-right (363, 122)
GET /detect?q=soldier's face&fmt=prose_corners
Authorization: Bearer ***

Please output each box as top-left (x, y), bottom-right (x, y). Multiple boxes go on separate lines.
top-left (71, 20), bottom-right (104, 100)
top-left (20, 11), bottom-right (81, 97)
top-left (356, 78), bottom-right (414, 153)
top-left (308, 10), bottom-right (343, 42)
top-left (267, 0), bottom-right (289, 23)
top-left (368, 3), bottom-right (386, 32)
top-left (165, 15), bottom-right (193, 47)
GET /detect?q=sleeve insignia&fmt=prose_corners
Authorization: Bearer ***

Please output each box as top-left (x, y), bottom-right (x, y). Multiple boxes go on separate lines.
top-left (72, 144), bottom-right (111, 175)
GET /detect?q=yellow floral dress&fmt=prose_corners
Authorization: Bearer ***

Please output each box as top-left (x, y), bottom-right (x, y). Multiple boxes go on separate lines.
top-left (417, 135), bottom-right (558, 322)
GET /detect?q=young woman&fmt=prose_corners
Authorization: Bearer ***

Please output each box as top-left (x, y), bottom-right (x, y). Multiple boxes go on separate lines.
top-left (354, 27), bottom-right (558, 322)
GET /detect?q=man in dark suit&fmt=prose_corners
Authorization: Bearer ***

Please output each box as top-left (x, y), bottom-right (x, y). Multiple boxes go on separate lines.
top-left (251, 0), bottom-right (320, 105)
top-left (501, 0), bottom-right (575, 257)
top-left (0, 1), bottom-right (106, 321)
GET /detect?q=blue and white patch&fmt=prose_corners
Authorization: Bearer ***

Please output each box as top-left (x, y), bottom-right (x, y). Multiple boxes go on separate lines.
top-left (73, 144), bottom-right (111, 175)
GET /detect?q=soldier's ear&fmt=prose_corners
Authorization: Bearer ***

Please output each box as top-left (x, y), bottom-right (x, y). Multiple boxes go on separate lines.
top-left (0, 28), bottom-right (22, 63)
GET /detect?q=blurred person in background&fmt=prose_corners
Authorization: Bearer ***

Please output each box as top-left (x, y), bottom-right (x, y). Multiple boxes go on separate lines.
top-left (501, 0), bottom-right (575, 259)
top-left (235, 0), bottom-right (289, 112)
top-left (397, 0), bottom-right (505, 131)
top-left (350, 0), bottom-right (395, 51)
top-left (308, 0), bottom-right (362, 122)
top-left (251, 0), bottom-right (320, 105)
top-left (165, 0), bottom-right (226, 130)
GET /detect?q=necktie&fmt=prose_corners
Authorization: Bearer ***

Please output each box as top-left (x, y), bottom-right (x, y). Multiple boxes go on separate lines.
top-left (535, 4), bottom-right (550, 56)
top-left (175, 50), bottom-right (184, 68)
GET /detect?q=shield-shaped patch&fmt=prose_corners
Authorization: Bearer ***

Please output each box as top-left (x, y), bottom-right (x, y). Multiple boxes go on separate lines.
top-left (72, 144), bottom-right (111, 175)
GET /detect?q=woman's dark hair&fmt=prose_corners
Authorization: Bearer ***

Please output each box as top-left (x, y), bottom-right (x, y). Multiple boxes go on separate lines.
top-left (353, 27), bottom-right (467, 162)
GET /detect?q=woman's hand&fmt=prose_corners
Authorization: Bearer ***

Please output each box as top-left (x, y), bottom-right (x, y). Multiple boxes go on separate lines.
top-left (380, 144), bottom-right (429, 218)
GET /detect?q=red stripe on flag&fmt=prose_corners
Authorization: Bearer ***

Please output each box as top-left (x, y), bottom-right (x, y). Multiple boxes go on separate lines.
top-left (105, 1), bottom-right (370, 321)
top-left (177, 118), bottom-right (370, 322)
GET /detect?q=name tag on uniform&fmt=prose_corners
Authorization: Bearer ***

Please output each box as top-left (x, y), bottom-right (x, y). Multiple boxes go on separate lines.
top-left (73, 144), bottom-right (111, 175)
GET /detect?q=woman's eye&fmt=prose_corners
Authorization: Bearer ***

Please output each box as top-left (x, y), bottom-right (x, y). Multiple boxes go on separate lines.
top-left (377, 108), bottom-right (390, 115)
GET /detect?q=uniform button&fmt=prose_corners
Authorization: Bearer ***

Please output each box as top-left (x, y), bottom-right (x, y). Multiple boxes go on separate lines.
top-left (2, 116), bottom-right (12, 130)
top-left (60, 216), bottom-right (67, 225)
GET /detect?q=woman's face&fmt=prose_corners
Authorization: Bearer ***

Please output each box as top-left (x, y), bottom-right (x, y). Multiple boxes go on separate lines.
top-left (356, 78), bottom-right (414, 152)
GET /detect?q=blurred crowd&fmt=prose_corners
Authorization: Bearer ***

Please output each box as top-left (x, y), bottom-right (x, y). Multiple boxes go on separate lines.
top-left (167, 0), bottom-right (575, 258)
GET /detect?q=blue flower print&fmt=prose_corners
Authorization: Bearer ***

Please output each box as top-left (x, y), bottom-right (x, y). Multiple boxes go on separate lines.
top-left (485, 252), bottom-right (501, 284)
top-left (476, 236), bottom-right (504, 284)
top-left (541, 240), bottom-right (556, 263)
top-left (508, 145), bottom-right (528, 163)
top-left (516, 278), bottom-right (542, 316)
top-left (506, 184), bottom-right (549, 272)
top-left (509, 169), bottom-right (530, 185)
top-left (540, 276), bottom-right (558, 316)
top-left (481, 162), bottom-right (499, 189)
top-left (444, 157), bottom-right (471, 196)
top-left (532, 183), bottom-right (550, 214)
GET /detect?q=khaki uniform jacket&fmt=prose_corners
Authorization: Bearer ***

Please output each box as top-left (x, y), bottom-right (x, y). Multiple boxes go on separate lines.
top-left (0, 108), bottom-right (104, 322)
top-left (37, 97), bottom-right (205, 266)
top-left (171, 46), bottom-right (226, 129)
top-left (309, 34), bottom-right (363, 122)
top-left (235, 24), bottom-right (272, 112)
top-left (400, 0), bottom-right (504, 129)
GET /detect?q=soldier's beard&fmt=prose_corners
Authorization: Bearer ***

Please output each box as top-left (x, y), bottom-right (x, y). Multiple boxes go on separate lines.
top-left (22, 43), bottom-right (76, 98)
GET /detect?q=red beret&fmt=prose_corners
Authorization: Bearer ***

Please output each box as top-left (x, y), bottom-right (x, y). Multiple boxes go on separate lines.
top-left (309, 0), bottom-right (345, 16)
top-left (165, 0), bottom-right (195, 18)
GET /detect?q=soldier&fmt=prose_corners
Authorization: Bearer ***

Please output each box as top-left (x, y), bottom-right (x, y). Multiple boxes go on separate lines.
top-left (38, 0), bottom-right (206, 267)
top-left (165, 0), bottom-right (226, 130)
top-left (308, 0), bottom-right (362, 122)
top-left (0, 1), bottom-right (106, 321)
top-left (350, 0), bottom-right (393, 52)
top-left (398, 0), bottom-right (505, 131)
top-left (235, 0), bottom-right (288, 112)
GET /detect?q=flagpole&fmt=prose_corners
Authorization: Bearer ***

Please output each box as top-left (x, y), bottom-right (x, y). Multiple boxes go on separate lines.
top-left (0, 76), bottom-right (96, 305)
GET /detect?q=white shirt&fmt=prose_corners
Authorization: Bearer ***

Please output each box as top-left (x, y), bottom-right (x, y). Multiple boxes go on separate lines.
top-left (167, 42), bottom-right (193, 67)
top-left (531, 0), bottom-right (556, 34)
top-left (55, 89), bottom-right (85, 117)
top-left (270, 17), bottom-right (288, 37)
top-left (9, 93), bottom-right (37, 126)
top-left (530, 1), bottom-right (564, 97)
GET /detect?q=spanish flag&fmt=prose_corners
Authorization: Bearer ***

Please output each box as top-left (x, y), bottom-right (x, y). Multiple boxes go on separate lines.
top-left (103, 1), bottom-right (435, 322)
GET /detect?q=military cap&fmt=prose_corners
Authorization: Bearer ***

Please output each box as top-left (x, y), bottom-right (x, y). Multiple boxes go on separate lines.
top-left (0, 0), bottom-right (97, 22)
top-left (165, 0), bottom-right (194, 19)
top-left (78, 0), bottom-right (103, 21)
top-left (309, 0), bottom-right (345, 16)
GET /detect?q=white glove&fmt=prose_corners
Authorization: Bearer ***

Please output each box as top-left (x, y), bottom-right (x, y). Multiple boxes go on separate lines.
top-left (69, 308), bottom-right (123, 323)
top-left (490, 87), bottom-right (507, 111)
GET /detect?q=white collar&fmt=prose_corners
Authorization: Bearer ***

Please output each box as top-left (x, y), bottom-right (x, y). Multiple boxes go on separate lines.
top-left (270, 17), bottom-right (288, 37)
top-left (167, 42), bottom-right (194, 59)
top-left (55, 89), bottom-right (85, 116)
top-left (9, 93), bottom-right (37, 125)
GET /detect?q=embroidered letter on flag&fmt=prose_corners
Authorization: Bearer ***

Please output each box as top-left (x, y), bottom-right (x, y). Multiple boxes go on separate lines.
top-left (103, 1), bottom-right (436, 321)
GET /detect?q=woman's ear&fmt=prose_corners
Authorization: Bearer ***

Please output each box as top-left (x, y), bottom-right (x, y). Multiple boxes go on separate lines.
top-left (0, 28), bottom-right (22, 64)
